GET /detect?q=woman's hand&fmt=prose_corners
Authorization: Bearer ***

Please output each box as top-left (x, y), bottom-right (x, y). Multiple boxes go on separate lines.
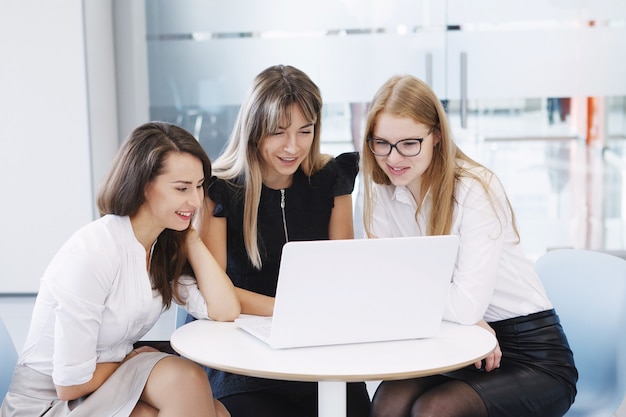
top-left (121, 345), bottom-right (160, 364)
top-left (475, 320), bottom-right (502, 372)
top-left (186, 226), bottom-right (241, 321)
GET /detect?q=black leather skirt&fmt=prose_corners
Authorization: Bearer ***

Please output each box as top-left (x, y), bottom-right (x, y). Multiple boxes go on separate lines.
top-left (445, 309), bottom-right (578, 417)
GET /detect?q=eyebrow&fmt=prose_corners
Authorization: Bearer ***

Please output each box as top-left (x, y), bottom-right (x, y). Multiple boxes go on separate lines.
top-left (372, 128), bottom-right (434, 141)
top-left (277, 122), bottom-right (314, 130)
top-left (169, 179), bottom-right (204, 185)
top-left (371, 136), bottom-right (424, 141)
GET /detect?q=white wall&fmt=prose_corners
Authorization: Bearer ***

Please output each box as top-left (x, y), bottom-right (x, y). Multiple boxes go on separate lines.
top-left (0, 0), bottom-right (119, 293)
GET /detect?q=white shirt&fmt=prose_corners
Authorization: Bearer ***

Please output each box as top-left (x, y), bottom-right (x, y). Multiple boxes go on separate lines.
top-left (19, 215), bottom-right (208, 386)
top-left (370, 164), bottom-right (552, 324)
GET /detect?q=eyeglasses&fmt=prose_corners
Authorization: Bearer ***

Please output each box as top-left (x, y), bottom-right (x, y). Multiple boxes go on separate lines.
top-left (367, 127), bottom-right (435, 157)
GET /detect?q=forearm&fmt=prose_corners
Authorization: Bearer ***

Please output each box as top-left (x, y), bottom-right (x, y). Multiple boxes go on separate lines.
top-left (186, 230), bottom-right (240, 321)
top-left (55, 362), bottom-right (120, 401)
top-left (236, 287), bottom-right (275, 316)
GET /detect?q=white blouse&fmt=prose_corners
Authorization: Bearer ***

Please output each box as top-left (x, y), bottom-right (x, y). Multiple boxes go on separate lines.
top-left (370, 164), bottom-right (552, 324)
top-left (18, 215), bottom-right (208, 387)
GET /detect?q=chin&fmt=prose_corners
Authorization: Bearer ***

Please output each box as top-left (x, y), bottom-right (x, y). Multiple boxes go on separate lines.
top-left (170, 222), bottom-right (191, 232)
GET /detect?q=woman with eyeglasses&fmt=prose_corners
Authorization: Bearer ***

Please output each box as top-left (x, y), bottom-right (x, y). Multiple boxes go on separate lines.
top-left (361, 75), bottom-right (577, 417)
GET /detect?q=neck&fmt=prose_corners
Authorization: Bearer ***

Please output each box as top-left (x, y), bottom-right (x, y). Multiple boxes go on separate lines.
top-left (130, 211), bottom-right (161, 253)
top-left (407, 181), bottom-right (422, 205)
top-left (263, 174), bottom-right (293, 190)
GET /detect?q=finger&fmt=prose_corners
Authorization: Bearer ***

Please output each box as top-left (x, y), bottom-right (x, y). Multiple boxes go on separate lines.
top-left (485, 347), bottom-right (502, 371)
top-left (484, 354), bottom-right (496, 371)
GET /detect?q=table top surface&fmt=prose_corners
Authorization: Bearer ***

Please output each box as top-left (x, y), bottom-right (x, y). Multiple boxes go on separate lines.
top-left (171, 318), bottom-right (497, 382)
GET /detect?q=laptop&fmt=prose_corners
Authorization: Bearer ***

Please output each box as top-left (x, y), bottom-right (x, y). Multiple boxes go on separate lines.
top-left (235, 235), bottom-right (459, 349)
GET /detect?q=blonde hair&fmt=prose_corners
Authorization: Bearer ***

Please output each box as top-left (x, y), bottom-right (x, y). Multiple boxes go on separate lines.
top-left (362, 74), bottom-right (519, 240)
top-left (211, 65), bottom-right (330, 268)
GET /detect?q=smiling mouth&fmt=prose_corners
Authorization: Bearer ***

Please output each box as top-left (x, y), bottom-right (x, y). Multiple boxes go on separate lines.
top-left (279, 156), bottom-right (297, 162)
top-left (176, 211), bottom-right (193, 218)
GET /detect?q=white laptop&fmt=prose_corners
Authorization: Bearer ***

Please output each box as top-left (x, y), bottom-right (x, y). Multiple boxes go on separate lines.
top-left (235, 235), bottom-right (459, 349)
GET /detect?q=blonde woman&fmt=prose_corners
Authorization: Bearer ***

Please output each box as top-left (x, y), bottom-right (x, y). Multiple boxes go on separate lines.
top-left (361, 75), bottom-right (577, 417)
top-left (188, 65), bottom-right (370, 417)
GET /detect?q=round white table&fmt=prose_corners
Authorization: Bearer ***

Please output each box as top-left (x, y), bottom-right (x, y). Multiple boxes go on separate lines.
top-left (171, 319), bottom-right (496, 417)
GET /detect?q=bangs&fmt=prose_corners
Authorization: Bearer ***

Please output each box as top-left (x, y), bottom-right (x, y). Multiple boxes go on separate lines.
top-left (263, 95), bottom-right (317, 134)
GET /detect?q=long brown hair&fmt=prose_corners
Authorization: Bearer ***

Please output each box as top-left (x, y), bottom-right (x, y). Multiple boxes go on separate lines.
top-left (211, 64), bottom-right (330, 268)
top-left (97, 122), bottom-right (212, 308)
top-left (362, 75), bottom-right (519, 240)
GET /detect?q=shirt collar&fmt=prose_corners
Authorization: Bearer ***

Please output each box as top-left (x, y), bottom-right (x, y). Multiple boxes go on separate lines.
top-left (391, 186), bottom-right (417, 206)
top-left (391, 185), bottom-right (433, 208)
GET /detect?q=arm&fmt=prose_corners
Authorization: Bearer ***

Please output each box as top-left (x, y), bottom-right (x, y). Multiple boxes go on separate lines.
top-left (56, 345), bottom-right (160, 400)
top-left (46, 226), bottom-right (122, 400)
top-left (56, 362), bottom-right (119, 401)
top-left (443, 176), bottom-right (509, 324)
top-left (186, 227), bottom-right (240, 322)
top-left (198, 197), bottom-right (274, 316)
top-left (328, 194), bottom-right (354, 240)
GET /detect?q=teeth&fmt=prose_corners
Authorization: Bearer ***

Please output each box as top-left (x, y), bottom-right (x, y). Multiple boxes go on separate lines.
top-left (176, 211), bottom-right (192, 217)
top-left (281, 157), bottom-right (296, 161)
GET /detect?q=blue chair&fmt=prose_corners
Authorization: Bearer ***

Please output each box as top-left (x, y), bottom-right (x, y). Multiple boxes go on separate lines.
top-left (535, 249), bottom-right (626, 417)
top-left (0, 316), bottom-right (18, 399)
top-left (175, 304), bottom-right (187, 329)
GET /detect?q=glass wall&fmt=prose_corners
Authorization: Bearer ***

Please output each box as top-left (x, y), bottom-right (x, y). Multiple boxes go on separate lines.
top-left (142, 0), bottom-right (626, 253)
top-left (145, 0), bottom-right (626, 158)
top-left (146, 0), bottom-right (445, 158)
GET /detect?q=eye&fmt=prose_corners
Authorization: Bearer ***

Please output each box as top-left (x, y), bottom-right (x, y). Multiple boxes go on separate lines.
top-left (402, 140), bottom-right (421, 147)
top-left (373, 139), bottom-right (388, 146)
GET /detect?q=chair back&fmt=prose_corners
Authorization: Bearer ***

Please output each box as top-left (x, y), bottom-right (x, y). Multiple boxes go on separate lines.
top-left (535, 249), bottom-right (626, 417)
top-left (175, 305), bottom-right (187, 329)
top-left (0, 316), bottom-right (18, 398)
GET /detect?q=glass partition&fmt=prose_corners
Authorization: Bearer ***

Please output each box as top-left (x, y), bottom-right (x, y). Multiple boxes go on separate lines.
top-left (146, 0), bottom-right (446, 158)
top-left (445, 0), bottom-right (626, 142)
top-left (143, 0), bottom-right (626, 251)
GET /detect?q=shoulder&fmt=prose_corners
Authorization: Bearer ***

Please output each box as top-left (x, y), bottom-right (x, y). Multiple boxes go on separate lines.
top-left (207, 175), bottom-right (244, 200)
top-left (322, 151), bottom-right (359, 178)
top-left (69, 215), bottom-right (126, 249)
top-left (207, 175), bottom-right (244, 217)
top-left (44, 216), bottom-right (130, 286)
top-left (456, 161), bottom-right (507, 203)
top-left (312, 152), bottom-right (359, 195)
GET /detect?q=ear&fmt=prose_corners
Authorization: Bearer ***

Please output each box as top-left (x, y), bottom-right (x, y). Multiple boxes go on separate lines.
top-left (433, 129), bottom-right (442, 146)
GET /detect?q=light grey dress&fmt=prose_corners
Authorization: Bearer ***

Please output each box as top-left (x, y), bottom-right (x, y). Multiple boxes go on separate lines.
top-left (1, 352), bottom-right (169, 417)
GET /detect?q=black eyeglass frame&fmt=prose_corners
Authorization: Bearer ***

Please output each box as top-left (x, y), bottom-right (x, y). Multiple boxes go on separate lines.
top-left (366, 127), bottom-right (435, 157)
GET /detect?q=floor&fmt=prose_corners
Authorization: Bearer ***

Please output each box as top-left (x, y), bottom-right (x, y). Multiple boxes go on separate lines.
top-left (1, 112), bottom-right (625, 413)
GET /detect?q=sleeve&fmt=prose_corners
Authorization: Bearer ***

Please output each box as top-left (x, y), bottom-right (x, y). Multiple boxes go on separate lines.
top-left (175, 275), bottom-right (211, 320)
top-left (46, 229), bottom-right (118, 386)
top-left (443, 174), bottom-right (510, 324)
top-left (207, 176), bottom-right (232, 218)
top-left (332, 151), bottom-right (360, 196)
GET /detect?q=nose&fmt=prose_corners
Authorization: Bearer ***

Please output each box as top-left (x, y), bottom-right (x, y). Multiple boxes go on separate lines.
top-left (283, 132), bottom-right (298, 153)
top-left (387, 145), bottom-right (405, 162)
top-left (189, 187), bottom-right (203, 209)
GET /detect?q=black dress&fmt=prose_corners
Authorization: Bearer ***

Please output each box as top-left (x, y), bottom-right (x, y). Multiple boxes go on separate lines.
top-left (196, 152), bottom-right (371, 416)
